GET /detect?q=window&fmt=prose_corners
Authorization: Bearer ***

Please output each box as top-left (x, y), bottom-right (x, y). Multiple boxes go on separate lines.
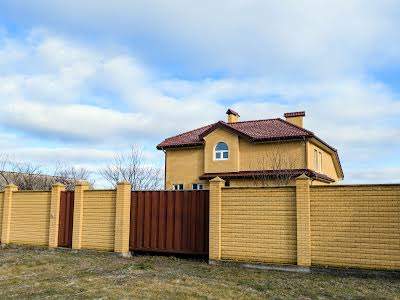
top-left (319, 151), bottom-right (323, 173)
top-left (314, 149), bottom-right (318, 172)
top-left (314, 149), bottom-right (323, 173)
top-left (215, 142), bottom-right (229, 160)
top-left (192, 183), bottom-right (204, 190)
top-left (225, 180), bottom-right (230, 187)
top-left (172, 184), bottom-right (183, 190)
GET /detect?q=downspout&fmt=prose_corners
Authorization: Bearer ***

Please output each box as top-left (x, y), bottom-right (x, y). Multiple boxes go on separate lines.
top-left (304, 137), bottom-right (314, 185)
top-left (303, 137), bottom-right (308, 170)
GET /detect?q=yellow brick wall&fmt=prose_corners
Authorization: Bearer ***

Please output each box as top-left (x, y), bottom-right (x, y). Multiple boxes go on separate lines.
top-left (9, 191), bottom-right (51, 246)
top-left (310, 185), bottom-right (400, 270)
top-left (0, 192), bottom-right (4, 241)
top-left (204, 128), bottom-right (240, 173)
top-left (81, 190), bottom-right (116, 251)
top-left (220, 187), bottom-right (297, 264)
top-left (165, 147), bottom-right (207, 190)
top-left (307, 141), bottom-right (339, 182)
top-left (285, 116), bottom-right (303, 127)
top-left (240, 139), bottom-right (305, 171)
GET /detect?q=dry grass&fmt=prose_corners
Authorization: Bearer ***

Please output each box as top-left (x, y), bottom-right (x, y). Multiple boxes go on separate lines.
top-left (0, 246), bottom-right (399, 299)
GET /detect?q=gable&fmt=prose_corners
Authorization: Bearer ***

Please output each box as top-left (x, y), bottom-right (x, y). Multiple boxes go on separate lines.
top-left (308, 139), bottom-right (344, 180)
top-left (203, 127), bottom-right (240, 173)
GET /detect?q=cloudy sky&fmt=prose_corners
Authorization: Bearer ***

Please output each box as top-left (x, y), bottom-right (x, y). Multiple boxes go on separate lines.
top-left (0, 0), bottom-right (399, 185)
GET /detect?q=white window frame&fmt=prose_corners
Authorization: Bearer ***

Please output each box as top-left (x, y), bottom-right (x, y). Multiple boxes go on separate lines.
top-left (215, 142), bottom-right (229, 161)
top-left (172, 183), bottom-right (184, 190)
top-left (319, 151), bottom-right (323, 173)
top-left (314, 149), bottom-right (318, 172)
top-left (192, 183), bottom-right (204, 190)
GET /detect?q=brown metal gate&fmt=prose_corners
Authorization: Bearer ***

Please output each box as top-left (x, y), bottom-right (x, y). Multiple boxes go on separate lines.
top-left (58, 191), bottom-right (74, 248)
top-left (130, 190), bottom-right (209, 255)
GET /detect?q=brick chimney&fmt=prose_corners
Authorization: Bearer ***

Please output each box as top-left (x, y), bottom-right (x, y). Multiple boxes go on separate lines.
top-left (226, 109), bottom-right (240, 123)
top-left (284, 111), bottom-right (305, 128)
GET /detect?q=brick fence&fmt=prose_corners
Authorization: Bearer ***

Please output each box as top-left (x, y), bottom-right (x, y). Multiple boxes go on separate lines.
top-left (209, 176), bottom-right (400, 271)
top-left (0, 176), bottom-right (399, 271)
top-left (0, 181), bottom-right (131, 254)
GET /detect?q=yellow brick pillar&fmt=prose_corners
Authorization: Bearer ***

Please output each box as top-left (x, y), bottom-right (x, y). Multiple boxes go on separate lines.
top-left (296, 174), bottom-right (312, 267)
top-left (1, 184), bottom-right (18, 244)
top-left (114, 181), bottom-right (132, 255)
top-left (48, 182), bottom-right (65, 248)
top-left (72, 181), bottom-right (89, 250)
top-left (209, 176), bottom-right (225, 261)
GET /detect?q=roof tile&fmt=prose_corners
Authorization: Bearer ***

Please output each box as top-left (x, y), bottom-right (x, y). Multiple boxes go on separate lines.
top-left (157, 118), bottom-right (313, 149)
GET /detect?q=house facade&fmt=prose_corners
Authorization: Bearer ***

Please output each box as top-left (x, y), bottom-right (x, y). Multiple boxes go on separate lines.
top-left (157, 109), bottom-right (343, 190)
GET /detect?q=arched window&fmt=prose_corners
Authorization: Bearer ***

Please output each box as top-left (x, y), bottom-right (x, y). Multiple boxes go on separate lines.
top-left (215, 142), bottom-right (229, 160)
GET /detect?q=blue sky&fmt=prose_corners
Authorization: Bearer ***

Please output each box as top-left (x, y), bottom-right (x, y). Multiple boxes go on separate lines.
top-left (0, 1), bottom-right (399, 185)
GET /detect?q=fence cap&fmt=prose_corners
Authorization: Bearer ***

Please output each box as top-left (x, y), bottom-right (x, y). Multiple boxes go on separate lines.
top-left (52, 182), bottom-right (65, 187)
top-left (5, 183), bottom-right (18, 189)
top-left (117, 181), bottom-right (131, 186)
top-left (75, 180), bottom-right (90, 186)
top-left (210, 176), bottom-right (225, 183)
top-left (296, 173), bottom-right (311, 180)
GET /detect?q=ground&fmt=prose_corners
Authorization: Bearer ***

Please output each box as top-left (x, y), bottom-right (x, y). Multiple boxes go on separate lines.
top-left (0, 247), bottom-right (399, 299)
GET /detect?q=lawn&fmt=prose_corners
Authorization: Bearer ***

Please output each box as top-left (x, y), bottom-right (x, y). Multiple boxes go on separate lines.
top-left (0, 246), bottom-right (399, 299)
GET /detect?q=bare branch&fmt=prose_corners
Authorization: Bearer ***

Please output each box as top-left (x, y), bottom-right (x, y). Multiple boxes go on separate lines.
top-left (100, 146), bottom-right (163, 190)
top-left (53, 162), bottom-right (95, 190)
top-left (0, 157), bottom-right (94, 191)
top-left (251, 148), bottom-right (299, 186)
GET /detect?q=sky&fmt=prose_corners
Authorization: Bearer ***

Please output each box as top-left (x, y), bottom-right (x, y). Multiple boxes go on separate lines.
top-left (0, 0), bottom-right (399, 186)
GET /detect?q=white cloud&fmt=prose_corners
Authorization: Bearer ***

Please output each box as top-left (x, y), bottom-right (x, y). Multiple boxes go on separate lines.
top-left (9, 147), bottom-right (115, 163)
top-left (0, 32), bottom-right (223, 141)
top-left (4, 1), bottom-right (400, 77)
top-left (346, 168), bottom-right (400, 184)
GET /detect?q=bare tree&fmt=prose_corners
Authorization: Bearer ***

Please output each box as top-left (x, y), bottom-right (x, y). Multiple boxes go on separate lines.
top-left (250, 149), bottom-right (299, 186)
top-left (0, 156), bottom-right (48, 190)
top-left (53, 163), bottom-right (95, 190)
top-left (0, 156), bottom-right (94, 191)
top-left (100, 146), bottom-right (163, 190)
top-left (0, 155), bottom-right (12, 187)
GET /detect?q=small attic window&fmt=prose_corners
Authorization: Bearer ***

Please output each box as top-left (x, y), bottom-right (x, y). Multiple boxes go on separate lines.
top-left (215, 142), bottom-right (229, 160)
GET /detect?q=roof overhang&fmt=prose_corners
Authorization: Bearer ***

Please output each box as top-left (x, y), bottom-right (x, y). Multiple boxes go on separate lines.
top-left (199, 169), bottom-right (335, 183)
top-left (156, 142), bottom-right (204, 150)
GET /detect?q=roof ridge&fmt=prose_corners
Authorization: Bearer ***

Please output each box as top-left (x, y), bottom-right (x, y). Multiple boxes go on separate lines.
top-left (161, 122), bottom-right (216, 141)
top-left (225, 117), bottom-right (281, 125)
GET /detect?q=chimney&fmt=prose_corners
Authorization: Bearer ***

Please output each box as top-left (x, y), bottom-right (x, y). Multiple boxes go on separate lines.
top-left (284, 111), bottom-right (305, 128)
top-left (226, 108), bottom-right (240, 123)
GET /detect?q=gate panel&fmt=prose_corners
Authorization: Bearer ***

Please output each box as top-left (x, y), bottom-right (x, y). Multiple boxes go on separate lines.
top-left (130, 190), bottom-right (209, 255)
top-left (58, 191), bottom-right (74, 248)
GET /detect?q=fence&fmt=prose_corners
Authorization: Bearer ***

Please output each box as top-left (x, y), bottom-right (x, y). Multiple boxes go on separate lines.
top-left (0, 182), bottom-right (209, 256)
top-left (209, 176), bottom-right (400, 271)
top-left (130, 190), bottom-right (209, 254)
top-left (0, 176), bottom-right (399, 272)
top-left (0, 182), bottom-right (130, 252)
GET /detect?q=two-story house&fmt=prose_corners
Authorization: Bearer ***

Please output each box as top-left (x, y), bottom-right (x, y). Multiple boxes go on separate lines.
top-left (157, 109), bottom-right (343, 190)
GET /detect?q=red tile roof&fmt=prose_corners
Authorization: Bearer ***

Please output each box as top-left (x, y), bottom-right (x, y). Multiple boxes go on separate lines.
top-left (157, 118), bottom-right (314, 149)
top-left (199, 169), bottom-right (335, 183)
